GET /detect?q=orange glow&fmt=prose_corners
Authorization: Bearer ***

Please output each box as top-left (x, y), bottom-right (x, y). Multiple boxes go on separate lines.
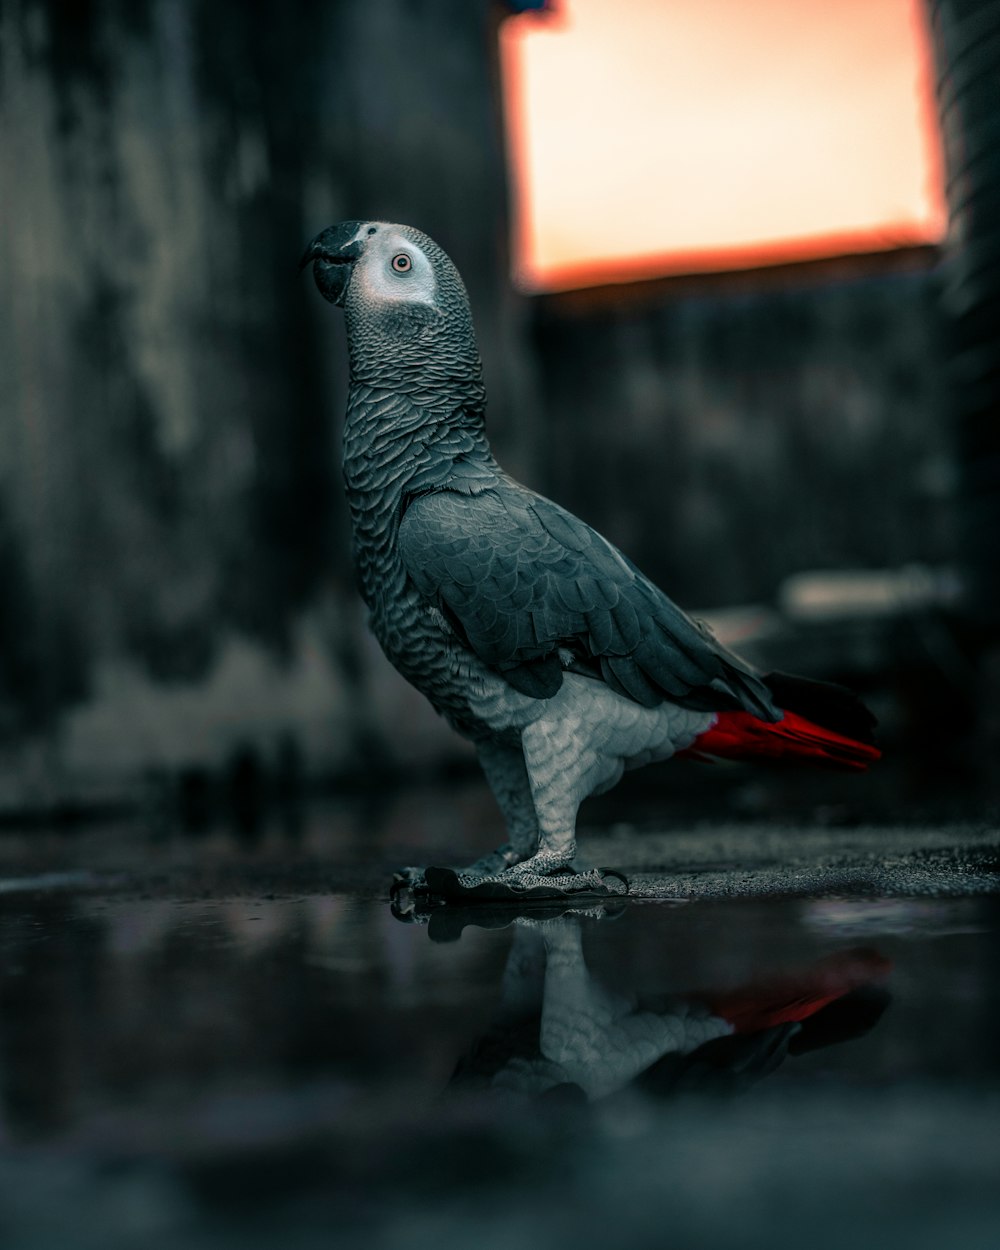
top-left (499, 0), bottom-right (946, 291)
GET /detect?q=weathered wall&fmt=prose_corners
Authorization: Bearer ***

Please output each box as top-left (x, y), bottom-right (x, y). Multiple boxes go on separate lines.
top-left (532, 251), bottom-right (953, 612)
top-left (0, 1), bottom-right (965, 812)
top-left (0, 0), bottom-right (537, 805)
top-left (925, 0), bottom-right (1000, 632)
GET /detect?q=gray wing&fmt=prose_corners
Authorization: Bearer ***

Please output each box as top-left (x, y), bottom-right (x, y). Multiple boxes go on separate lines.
top-left (398, 484), bottom-right (778, 719)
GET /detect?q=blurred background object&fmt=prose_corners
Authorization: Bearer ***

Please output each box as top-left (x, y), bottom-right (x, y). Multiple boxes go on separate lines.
top-left (925, 0), bottom-right (1000, 736)
top-left (0, 0), bottom-right (996, 822)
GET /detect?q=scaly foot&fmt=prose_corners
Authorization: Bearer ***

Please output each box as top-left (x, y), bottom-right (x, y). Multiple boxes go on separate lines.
top-left (392, 841), bottom-right (529, 895)
top-left (392, 848), bottom-right (629, 905)
top-left (426, 862), bottom-right (629, 901)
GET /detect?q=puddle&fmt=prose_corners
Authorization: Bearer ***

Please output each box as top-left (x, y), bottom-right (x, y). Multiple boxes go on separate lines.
top-left (0, 810), bottom-right (998, 1248)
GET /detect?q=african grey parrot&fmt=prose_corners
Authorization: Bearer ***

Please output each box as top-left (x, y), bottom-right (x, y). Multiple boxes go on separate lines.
top-left (299, 221), bottom-right (879, 897)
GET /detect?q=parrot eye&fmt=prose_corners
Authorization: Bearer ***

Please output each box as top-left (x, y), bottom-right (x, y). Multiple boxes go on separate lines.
top-left (391, 253), bottom-right (412, 273)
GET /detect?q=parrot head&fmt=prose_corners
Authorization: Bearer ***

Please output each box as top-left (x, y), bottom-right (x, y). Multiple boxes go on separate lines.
top-left (299, 221), bottom-right (443, 309)
top-left (299, 220), bottom-right (484, 398)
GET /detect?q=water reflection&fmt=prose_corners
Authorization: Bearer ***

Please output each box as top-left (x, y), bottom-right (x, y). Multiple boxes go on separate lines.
top-left (0, 886), bottom-right (501, 1144)
top-left (0, 820), bottom-right (995, 1247)
top-left (0, 878), bottom-right (897, 1148)
top-left (441, 913), bottom-right (891, 1103)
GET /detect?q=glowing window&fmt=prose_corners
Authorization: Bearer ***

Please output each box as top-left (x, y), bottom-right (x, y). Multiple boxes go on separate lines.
top-left (500, 0), bottom-right (946, 290)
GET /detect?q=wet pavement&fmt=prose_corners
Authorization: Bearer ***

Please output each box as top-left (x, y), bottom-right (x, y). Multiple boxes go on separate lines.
top-left (0, 783), bottom-right (998, 1249)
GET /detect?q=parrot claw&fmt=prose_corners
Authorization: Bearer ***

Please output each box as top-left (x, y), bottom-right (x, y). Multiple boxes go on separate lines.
top-left (390, 885), bottom-right (628, 940)
top-left (392, 866), bottom-right (428, 893)
top-left (392, 863), bottom-right (629, 908)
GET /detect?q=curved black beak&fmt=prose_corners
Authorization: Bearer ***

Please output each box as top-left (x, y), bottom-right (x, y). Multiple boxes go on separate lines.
top-left (299, 221), bottom-right (365, 306)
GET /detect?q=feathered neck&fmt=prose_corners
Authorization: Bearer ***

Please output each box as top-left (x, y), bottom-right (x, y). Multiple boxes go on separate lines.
top-left (344, 300), bottom-right (487, 416)
top-left (342, 381), bottom-right (496, 507)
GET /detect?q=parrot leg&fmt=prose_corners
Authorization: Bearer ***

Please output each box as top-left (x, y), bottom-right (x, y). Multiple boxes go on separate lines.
top-left (392, 740), bottom-right (539, 893)
top-left (463, 739), bottom-right (542, 876)
top-left (392, 716), bottom-right (631, 901)
top-left (468, 715), bottom-right (624, 891)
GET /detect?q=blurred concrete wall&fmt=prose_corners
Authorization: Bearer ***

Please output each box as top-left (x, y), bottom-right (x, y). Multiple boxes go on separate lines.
top-left (0, 0), bottom-right (963, 813)
top-left (925, 0), bottom-right (1000, 632)
top-left (532, 249), bottom-right (952, 611)
top-left (0, 0), bottom-right (538, 809)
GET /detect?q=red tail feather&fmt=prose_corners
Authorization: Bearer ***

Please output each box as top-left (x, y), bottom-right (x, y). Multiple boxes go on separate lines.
top-left (686, 707), bottom-right (881, 771)
top-left (704, 948), bottom-right (892, 1033)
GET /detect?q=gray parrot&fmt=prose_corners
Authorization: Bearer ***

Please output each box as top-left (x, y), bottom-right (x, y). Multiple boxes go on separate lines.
top-left (299, 221), bottom-right (879, 898)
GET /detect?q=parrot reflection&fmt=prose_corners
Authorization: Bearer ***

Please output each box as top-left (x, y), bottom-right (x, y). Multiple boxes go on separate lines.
top-left (430, 913), bottom-right (892, 1103)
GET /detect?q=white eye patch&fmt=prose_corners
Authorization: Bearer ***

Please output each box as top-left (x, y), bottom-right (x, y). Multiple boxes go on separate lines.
top-left (356, 229), bottom-right (437, 307)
